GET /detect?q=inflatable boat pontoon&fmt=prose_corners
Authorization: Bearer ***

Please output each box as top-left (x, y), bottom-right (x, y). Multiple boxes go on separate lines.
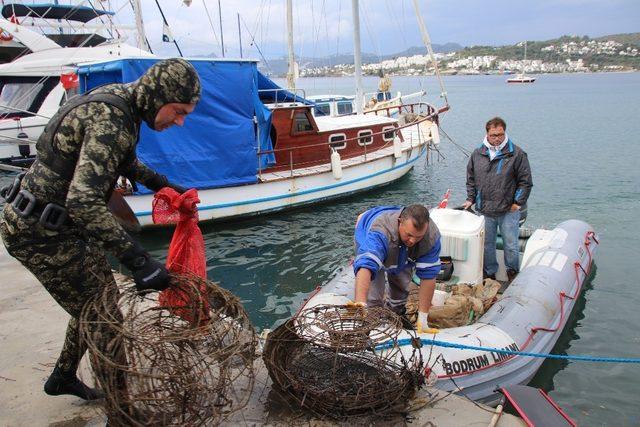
top-left (298, 209), bottom-right (599, 405)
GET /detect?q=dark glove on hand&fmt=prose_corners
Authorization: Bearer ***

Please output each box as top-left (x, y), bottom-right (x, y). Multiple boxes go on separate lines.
top-left (145, 174), bottom-right (169, 193)
top-left (120, 241), bottom-right (170, 293)
top-left (145, 173), bottom-right (187, 194)
top-left (167, 182), bottom-right (188, 194)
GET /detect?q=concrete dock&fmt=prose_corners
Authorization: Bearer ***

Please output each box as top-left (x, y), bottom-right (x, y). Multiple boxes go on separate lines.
top-left (0, 242), bottom-right (524, 426)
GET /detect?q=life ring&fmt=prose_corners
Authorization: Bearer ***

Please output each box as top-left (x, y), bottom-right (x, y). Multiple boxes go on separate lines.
top-left (0, 28), bottom-right (13, 42)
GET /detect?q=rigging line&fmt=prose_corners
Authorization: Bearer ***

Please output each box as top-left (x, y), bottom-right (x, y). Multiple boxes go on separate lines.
top-left (240, 16), bottom-right (273, 75)
top-left (87, 0), bottom-right (117, 40)
top-left (446, 372), bottom-right (497, 414)
top-left (385, 0), bottom-right (407, 50)
top-left (251, 0), bottom-right (265, 49)
top-left (411, 0), bottom-right (448, 105)
top-left (152, 0), bottom-right (183, 56)
top-left (294, 0), bottom-right (305, 65)
top-left (330, 0), bottom-right (342, 95)
top-left (0, 133), bottom-right (39, 145)
top-left (69, 1), bottom-right (133, 51)
top-left (360, 2), bottom-right (381, 64)
top-left (201, 0), bottom-right (221, 52)
top-left (310, 0), bottom-right (316, 66)
top-left (439, 125), bottom-right (471, 157)
top-left (251, 0), bottom-right (268, 39)
top-left (263, 0), bottom-right (272, 59)
top-left (0, 103), bottom-right (53, 120)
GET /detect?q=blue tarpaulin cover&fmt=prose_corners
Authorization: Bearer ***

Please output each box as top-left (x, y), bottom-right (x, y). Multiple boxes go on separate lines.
top-left (77, 58), bottom-right (277, 193)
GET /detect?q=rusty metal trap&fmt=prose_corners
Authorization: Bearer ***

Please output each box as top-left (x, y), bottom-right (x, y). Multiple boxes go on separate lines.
top-left (263, 304), bottom-right (424, 419)
top-left (79, 273), bottom-right (257, 426)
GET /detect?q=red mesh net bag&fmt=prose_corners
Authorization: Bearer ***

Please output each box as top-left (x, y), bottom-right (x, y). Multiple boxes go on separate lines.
top-left (152, 188), bottom-right (209, 324)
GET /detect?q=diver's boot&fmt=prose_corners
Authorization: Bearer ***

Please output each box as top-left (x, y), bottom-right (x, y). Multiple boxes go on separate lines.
top-left (44, 367), bottom-right (104, 401)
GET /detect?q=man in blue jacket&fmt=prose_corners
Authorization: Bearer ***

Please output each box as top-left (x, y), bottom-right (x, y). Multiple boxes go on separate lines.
top-left (352, 204), bottom-right (441, 332)
top-left (462, 117), bottom-right (533, 282)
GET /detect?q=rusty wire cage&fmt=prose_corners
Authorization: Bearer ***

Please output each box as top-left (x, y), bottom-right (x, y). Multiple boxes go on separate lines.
top-left (80, 273), bottom-right (257, 426)
top-left (263, 304), bottom-right (424, 419)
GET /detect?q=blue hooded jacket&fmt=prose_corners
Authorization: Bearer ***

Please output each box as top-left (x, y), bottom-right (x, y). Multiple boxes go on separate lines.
top-left (353, 206), bottom-right (441, 281)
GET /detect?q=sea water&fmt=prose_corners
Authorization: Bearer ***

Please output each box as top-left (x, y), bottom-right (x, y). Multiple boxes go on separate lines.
top-left (2, 72), bottom-right (639, 425)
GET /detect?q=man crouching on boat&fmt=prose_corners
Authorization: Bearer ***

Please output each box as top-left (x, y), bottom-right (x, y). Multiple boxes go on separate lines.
top-left (0, 58), bottom-right (200, 401)
top-left (350, 204), bottom-right (441, 333)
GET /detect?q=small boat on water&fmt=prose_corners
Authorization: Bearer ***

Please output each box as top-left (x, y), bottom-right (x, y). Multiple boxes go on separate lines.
top-left (507, 41), bottom-right (536, 84)
top-left (507, 73), bottom-right (536, 84)
top-left (298, 208), bottom-right (599, 405)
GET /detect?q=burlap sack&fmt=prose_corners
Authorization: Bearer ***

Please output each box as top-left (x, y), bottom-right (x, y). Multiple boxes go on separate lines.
top-left (405, 279), bottom-right (501, 329)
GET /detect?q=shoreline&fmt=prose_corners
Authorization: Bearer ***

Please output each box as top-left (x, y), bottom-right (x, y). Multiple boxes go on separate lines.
top-left (287, 69), bottom-right (640, 79)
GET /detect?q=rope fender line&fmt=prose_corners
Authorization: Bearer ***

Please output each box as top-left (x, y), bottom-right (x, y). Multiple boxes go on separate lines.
top-left (380, 337), bottom-right (640, 364)
top-left (378, 231), bottom-right (631, 365)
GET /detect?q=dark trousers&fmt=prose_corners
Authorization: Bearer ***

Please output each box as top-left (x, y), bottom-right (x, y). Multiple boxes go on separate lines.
top-left (1, 205), bottom-right (121, 376)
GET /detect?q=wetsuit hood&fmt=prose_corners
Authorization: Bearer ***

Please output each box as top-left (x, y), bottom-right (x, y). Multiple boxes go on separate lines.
top-left (129, 58), bottom-right (201, 130)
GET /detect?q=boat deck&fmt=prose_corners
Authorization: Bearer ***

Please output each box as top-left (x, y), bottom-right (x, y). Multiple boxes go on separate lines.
top-left (260, 143), bottom-right (397, 182)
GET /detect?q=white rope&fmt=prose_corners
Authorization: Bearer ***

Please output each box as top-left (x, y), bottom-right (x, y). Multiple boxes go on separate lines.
top-left (201, 0), bottom-right (221, 53)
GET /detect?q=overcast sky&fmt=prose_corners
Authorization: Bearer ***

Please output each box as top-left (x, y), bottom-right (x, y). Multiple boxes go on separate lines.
top-left (124, 0), bottom-right (639, 59)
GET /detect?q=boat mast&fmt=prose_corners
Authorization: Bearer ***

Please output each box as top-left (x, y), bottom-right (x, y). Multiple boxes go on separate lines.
top-left (237, 13), bottom-right (243, 58)
top-left (351, 0), bottom-right (364, 115)
top-left (217, 0), bottom-right (225, 57)
top-left (286, 0), bottom-right (295, 90)
top-left (523, 41), bottom-right (527, 75)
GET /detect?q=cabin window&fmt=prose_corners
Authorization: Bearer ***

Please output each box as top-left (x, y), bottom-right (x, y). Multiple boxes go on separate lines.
top-left (328, 133), bottom-right (347, 150)
top-left (337, 101), bottom-right (353, 116)
top-left (357, 129), bottom-right (373, 146)
top-left (0, 76), bottom-right (58, 118)
top-left (293, 111), bottom-right (314, 132)
top-left (383, 126), bottom-right (396, 141)
top-left (314, 103), bottom-right (330, 116)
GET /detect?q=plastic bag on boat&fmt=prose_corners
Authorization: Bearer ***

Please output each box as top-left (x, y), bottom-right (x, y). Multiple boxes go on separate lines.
top-left (152, 187), bottom-right (209, 325)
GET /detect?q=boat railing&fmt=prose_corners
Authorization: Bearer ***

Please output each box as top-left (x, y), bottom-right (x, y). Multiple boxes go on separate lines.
top-left (257, 104), bottom-right (448, 178)
top-left (363, 101), bottom-right (437, 119)
top-left (258, 88), bottom-right (308, 107)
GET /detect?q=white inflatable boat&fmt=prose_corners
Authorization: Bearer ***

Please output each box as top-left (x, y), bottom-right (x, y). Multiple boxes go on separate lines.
top-left (298, 209), bottom-right (599, 405)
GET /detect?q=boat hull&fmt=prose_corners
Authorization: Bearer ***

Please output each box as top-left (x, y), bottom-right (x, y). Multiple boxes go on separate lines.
top-left (127, 143), bottom-right (427, 226)
top-left (298, 218), bottom-right (598, 405)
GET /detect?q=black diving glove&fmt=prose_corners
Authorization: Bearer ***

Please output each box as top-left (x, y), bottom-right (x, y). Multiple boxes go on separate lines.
top-left (167, 182), bottom-right (187, 194)
top-left (120, 241), bottom-right (170, 293)
top-left (145, 174), bottom-right (187, 194)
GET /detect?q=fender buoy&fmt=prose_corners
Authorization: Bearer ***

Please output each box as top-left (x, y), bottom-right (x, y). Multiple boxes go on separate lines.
top-left (330, 149), bottom-right (342, 180)
top-left (393, 138), bottom-right (403, 159)
top-left (430, 123), bottom-right (441, 145)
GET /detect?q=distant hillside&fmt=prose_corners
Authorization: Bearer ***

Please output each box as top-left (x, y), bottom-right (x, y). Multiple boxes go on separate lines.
top-left (594, 32), bottom-right (640, 47)
top-left (455, 34), bottom-right (640, 69)
top-left (261, 42), bottom-right (462, 76)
